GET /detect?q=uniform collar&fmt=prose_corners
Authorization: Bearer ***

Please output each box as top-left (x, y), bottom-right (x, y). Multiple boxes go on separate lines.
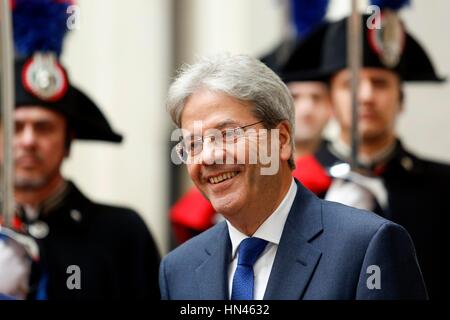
top-left (329, 138), bottom-right (397, 171)
top-left (317, 139), bottom-right (420, 177)
top-left (17, 180), bottom-right (70, 223)
top-left (39, 180), bottom-right (70, 216)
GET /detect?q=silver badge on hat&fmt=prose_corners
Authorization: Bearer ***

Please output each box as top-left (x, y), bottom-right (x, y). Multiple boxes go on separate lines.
top-left (368, 10), bottom-right (405, 68)
top-left (22, 52), bottom-right (69, 102)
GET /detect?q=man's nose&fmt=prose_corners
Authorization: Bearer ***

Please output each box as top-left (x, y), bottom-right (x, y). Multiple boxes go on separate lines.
top-left (358, 79), bottom-right (374, 103)
top-left (17, 126), bottom-right (37, 147)
top-left (299, 98), bottom-right (315, 115)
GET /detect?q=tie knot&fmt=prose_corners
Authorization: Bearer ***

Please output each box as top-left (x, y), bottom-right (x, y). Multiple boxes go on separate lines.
top-left (237, 237), bottom-right (268, 267)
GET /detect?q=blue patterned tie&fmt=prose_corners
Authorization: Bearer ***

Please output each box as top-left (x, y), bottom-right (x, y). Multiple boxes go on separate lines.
top-left (231, 237), bottom-right (268, 300)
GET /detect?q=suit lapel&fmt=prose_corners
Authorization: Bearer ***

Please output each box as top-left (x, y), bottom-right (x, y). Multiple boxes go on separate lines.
top-left (195, 222), bottom-right (231, 300)
top-left (264, 181), bottom-right (323, 300)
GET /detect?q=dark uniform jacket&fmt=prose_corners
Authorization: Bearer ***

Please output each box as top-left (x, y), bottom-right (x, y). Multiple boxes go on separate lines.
top-left (313, 139), bottom-right (449, 299)
top-left (23, 182), bottom-right (161, 300)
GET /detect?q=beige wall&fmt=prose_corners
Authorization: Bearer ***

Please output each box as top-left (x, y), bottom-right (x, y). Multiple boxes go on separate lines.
top-left (61, 0), bottom-right (173, 254)
top-left (174, 0), bottom-right (287, 63)
top-left (399, 1), bottom-right (450, 162)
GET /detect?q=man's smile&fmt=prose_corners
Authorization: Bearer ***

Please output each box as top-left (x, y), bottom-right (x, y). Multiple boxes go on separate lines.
top-left (207, 171), bottom-right (239, 184)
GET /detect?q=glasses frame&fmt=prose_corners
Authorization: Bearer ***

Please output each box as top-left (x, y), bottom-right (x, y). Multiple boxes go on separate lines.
top-left (175, 120), bottom-right (264, 163)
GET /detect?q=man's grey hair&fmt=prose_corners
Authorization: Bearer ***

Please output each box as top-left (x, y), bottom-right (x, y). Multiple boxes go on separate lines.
top-left (167, 53), bottom-right (296, 169)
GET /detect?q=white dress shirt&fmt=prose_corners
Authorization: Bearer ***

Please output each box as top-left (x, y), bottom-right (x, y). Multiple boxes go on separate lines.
top-left (226, 178), bottom-right (297, 300)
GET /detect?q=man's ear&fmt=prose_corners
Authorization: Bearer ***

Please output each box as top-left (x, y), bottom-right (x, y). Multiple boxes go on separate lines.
top-left (276, 120), bottom-right (293, 162)
top-left (398, 87), bottom-right (405, 113)
top-left (64, 131), bottom-right (75, 158)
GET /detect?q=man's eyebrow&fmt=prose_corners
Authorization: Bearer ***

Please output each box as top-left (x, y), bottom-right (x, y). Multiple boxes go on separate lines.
top-left (14, 119), bottom-right (53, 126)
top-left (214, 119), bottom-right (241, 130)
top-left (182, 119), bottom-right (241, 139)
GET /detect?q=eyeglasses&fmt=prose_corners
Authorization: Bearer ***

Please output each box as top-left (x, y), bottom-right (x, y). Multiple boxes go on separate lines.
top-left (175, 120), bottom-right (264, 162)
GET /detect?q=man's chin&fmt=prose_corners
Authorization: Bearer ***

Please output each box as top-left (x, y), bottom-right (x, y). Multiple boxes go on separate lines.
top-left (296, 131), bottom-right (318, 143)
top-left (209, 193), bottom-right (241, 217)
top-left (14, 176), bottom-right (48, 190)
top-left (359, 128), bottom-right (387, 142)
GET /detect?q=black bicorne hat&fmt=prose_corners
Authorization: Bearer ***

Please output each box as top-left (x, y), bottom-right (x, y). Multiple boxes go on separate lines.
top-left (12, 0), bottom-right (122, 143)
top-left (279, 10), bottom-right (446, 83)
top-left (260, 0), bottom-right (329, 83)
top-left (15, 54), bottom-right (123, 143)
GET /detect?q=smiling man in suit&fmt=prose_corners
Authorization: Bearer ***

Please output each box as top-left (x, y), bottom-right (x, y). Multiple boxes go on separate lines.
top-left (160, 53), bottom-right (427, 300)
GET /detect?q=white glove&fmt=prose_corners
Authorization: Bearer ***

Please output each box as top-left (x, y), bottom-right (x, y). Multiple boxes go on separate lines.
top-left (326, 164), bottom-right (388, 211)
top-left (0, 235), bottom-right (32, 299)
top-left (325, 178), bottom-right (377, 211)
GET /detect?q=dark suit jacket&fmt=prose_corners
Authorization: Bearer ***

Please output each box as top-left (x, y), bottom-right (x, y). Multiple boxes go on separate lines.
top-left (30, 182), bottom-right (161, 300)
top-left (160, 181), bottom-right (427, 300)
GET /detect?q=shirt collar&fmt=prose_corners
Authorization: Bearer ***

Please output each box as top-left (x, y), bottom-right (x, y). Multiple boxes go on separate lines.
top-left (226, 178), bottom-right (297, 259)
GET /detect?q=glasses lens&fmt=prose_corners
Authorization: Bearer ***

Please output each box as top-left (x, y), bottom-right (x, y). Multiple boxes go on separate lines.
top-left (191, 137), bottom-right (203, 155)
top-left (177, 136), bottom-right (204, 162)
top-left (222, 129), bottom-right (235, 144)
top-left (234, 128), bottom-right (245, 138)
top-left (176, 142), bottom-right (188, 163)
